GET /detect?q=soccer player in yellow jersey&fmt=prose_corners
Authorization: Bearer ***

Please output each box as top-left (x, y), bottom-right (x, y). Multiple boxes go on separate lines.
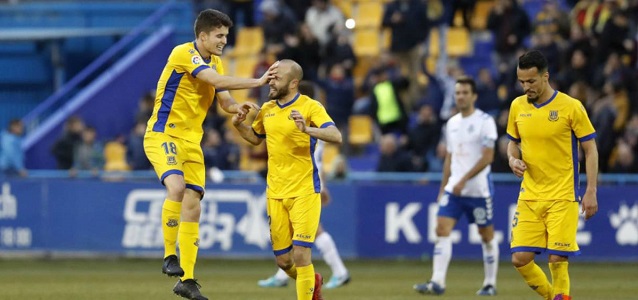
top-left (232, 60), bottom-right (342, 300)
top-left (144, 9), bottom-right (276, 300)
top-left (506, 50), bottom-right (599, 300)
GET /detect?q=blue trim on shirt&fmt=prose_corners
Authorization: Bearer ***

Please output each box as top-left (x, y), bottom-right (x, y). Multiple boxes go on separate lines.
top-left (192, 41), bottom-right (211, 63)
top-left (273, 245), bottom-right (293, 256)
top-left (152, 70), bottom-right (184, 132)
top-left (320, 121), bottom-right (335, 128)
top-left (192, 65), bottom-right (209, 77)
top-left (510, 246), bottom-right (546, 254)
top-left (571, 131), bottom-right (579, 201)
top-left (506, 134), bottom-right (521, 143)
top-left (293, 240), bottom-right (314, 248)
top-left (160, 169), bottom-right (184, 184)
top-left (253, 129), bottom-right (266, 139)
top-left (532, 90), bottom-right (558, 108)
top-left (276, 93), bottom-right (300, 108)
top-left (216, 89), bottom-right (227, 93)
top-left (579, 132), bottom-right (597, 142)
top-left (310, 136), bottom-right (320, 193)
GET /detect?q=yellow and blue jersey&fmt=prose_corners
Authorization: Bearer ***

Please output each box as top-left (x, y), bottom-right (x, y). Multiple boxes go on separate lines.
top-left (506, 91), bottom-right (596, 201)
top-left (147, 41), bottom-right (225, 144)
top-left (252, 93), bottom-right (335, 198)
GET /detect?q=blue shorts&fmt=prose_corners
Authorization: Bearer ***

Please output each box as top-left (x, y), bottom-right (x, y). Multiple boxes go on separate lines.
top-left (437, 192), bottom-right (493, 227)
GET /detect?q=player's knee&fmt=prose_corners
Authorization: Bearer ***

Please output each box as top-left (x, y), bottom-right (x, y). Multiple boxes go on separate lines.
top-left (435, 225), bottom-right (451, 237)
top-left (276, 257), bottom-right (294, 271)
top-left (165, 180), bottom-right (186, 200)
top-left (511, 253), bottom-right (533, 268)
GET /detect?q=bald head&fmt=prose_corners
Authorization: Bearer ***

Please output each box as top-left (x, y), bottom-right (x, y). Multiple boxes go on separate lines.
top-left (279, 59), bottom-right (303, 81)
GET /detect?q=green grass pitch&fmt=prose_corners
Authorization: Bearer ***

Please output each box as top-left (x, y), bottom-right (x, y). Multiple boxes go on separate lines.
top-left (1, 258), bottom-right (636, 299)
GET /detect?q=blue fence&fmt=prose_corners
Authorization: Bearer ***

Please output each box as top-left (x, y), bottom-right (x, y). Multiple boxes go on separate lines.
top-left (1, 176), bottom-right (637, 261)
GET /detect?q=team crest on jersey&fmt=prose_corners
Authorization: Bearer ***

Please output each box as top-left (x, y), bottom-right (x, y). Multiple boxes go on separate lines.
top-left (191, 56), bottom-right (202, 65)
top-left (167, 156), bottom-right (177, 165)
top-left (548, 110), bottom-right (559, 122)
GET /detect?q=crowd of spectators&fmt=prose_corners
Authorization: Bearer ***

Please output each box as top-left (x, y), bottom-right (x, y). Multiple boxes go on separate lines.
top-left (2, 0), bottom-right (637, 177)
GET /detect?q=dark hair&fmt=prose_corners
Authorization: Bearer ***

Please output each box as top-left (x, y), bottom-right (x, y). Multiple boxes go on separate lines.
top-left (518, 50), bottom-right (548, 73)
top-left (194, 9), bottom-right (233, 38)
top-left (455, 76), bottom-right (477, 94)
top-left (8, 118), bottom-right (22, 127)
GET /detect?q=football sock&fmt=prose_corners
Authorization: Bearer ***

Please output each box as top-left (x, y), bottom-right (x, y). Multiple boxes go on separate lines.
top-left (296, 264), bottom-right (315, 300)
top-left (161, 199), bottom-right (181, 258)
top-left (482, 238), bottom-right (499, 287)
top-left (431, 236), bottom-right (452, 287)
top-left (549, 261), bottom-right (570, 298)
top-left (275, 268), bottom-right (289, 281)
top-left (516, 261), bottom-right (552, 300)
top-left (178, 222), bottom-right (199, 280)
top-left (283, 262), bottom-right (298, 279)
top-left (315, 232), bottom-right (348, 277)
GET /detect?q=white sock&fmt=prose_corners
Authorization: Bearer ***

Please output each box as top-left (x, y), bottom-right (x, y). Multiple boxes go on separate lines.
top-left (481, 238), bottom-right (499, 287)
top-left (431, 236), bottom-right (452, 287)
top-left (315, 232), bottom-right (348, 277)
top-left (274, 268), bottom-right (289, 281)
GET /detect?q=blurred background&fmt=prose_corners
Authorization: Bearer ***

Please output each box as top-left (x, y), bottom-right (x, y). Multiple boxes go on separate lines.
top-left (0, 0), bottom-right (637, 299)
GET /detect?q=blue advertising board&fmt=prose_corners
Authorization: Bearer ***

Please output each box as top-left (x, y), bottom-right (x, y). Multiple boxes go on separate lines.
top-left (0, 179), bottom-right (636, 260)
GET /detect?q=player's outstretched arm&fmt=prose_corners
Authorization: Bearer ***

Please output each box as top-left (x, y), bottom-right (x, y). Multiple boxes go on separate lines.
top-left (232, 113), bottom-right (263, 146)
top-left (581, 139), bottom-right (599, 220)
top-left (196, 61), bottom-right (279, 90)
top-left (216, 91), bottom-right (260, 115)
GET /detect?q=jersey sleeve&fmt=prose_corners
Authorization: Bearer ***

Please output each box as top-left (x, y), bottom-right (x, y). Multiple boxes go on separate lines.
top-left (213, 56), bottom-right (227, 94)
top-left (506, 100), bottom-right (520, 142)
top-left (308, 100), bottom-right (335, 128)
top-left (251, 105), bottom-right (267, 138)
top-left (571, 101), bottom-right (596, 141)
top-left (481, 116), bottom-right (498, 148)
top-left (169, 46), bottom-right (210, 78)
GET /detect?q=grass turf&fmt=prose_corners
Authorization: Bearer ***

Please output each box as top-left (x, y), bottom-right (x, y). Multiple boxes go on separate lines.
top-left (1, 258), bottom-right (636, 299)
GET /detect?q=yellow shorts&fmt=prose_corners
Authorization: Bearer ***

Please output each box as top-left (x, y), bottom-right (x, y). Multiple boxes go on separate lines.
top-left (511, 200), bottom-right (580, 256)
top-left (143, 131), bottom-right (205, 194)
top-left (268, 193), bottom-right (321, 256)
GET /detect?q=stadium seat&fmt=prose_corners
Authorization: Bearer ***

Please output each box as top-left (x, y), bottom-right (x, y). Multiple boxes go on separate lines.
top-left (103, 141), bottom-right (130, 171)
top-left (321, 143), bottom-right (340, 173)
top-left (428, 27), bottom-right (472, 57)
top-left (471, 0), bottom-right (495, 30)
top-left (334, 0), bottom-right (353, 18)
top-left (348, 115), bottom-right (374, 145)
top-left (231, 27), bottom-right (263, 57)
top-left (353, 28), bottom-right (380, 57)
top-left (234, 56), bottom-right (258, 78)
top-left (354, 1), bottom-right (383, 28)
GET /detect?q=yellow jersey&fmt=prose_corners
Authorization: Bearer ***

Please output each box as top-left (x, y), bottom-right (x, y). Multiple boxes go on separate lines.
top-left (147, 41), bottom-right (225, 144)
top-left (252, 93), bottom-right (335, 198)
top-left (506, 91), bottom-right (596, 201)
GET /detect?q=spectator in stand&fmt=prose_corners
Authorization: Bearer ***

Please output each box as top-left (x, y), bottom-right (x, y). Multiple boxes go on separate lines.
top-left (278, 23), bottom-right (321, 80)
top-left (72, 126), bottom-right (104, 174)
top-left (406, 104), bottom-right (441, 172)
top-left (369, 68), bottom-right (409, 135)
top-left (315, 64), bottom-right (354, 153)
top-left (0, 119), bottom-right (27, 177)
top-left (304, 0), bottom-right (345, 49)
top-left (52, 116), bottom-right (85, 170)
top-left (382, 0), bottom-right (429, 108)
top-left (284, 0), bottom-right (312, 22)
top-left (376, 134), bottom-right (413, 172)
top-left (608, 139), bottom-right (638, 173)
top-left (475, 68), bottom-right (501, 117)
top-left (226, 0), bottom-right (255, 48)
top-left (322, 24), bottom-right (357, 76)
top-left (450, 0), bottom-right (476, 30)
top-left (259, 0), bottom-right (298, 55)
top-left (557, 49), bottom-right (594, 90)
top-left (487, 0), bottom-right (531, 68)
top-left (127, 120), bottom-right (151, 170)
top-left (362, 51), bottom-right (401, 95)
top-left (136, 91), bottom-right (156, 122)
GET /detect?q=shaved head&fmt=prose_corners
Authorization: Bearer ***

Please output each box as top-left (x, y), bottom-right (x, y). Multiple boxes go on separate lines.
top-left (279, 59), bottom-right (303, 81)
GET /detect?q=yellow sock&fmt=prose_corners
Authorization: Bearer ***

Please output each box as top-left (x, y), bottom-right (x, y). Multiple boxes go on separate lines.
top-left (296, 264), bottom-right (315, 300)
top-left (516, 261), bottom-right (553, 300)
top-left (283, 263), bottom-right (298, 279)
top-left (178, 222), bottom-right (199, 280)
top-left (549, 261), bottom-right (570, 298)
top-left (162, 199), bottom-right (181, 258)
